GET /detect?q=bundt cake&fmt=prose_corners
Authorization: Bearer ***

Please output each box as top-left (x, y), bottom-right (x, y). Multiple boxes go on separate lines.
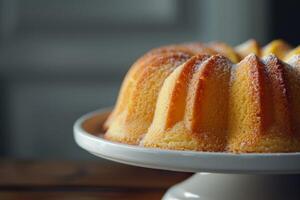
top-left (104, 39), bottom-right (300, 153)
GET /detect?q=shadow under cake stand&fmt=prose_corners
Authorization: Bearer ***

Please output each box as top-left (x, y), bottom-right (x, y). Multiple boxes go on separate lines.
top-left (74, 108), bottom-right (300, 200)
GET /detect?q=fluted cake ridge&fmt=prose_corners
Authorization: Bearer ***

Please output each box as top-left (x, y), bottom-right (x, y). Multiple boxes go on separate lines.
top-left (104, 39), bottom-right (300, 153)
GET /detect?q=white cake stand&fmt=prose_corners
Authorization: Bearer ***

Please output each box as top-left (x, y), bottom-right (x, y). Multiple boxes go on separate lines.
top-left (74, 109), bottom-right (300, 200)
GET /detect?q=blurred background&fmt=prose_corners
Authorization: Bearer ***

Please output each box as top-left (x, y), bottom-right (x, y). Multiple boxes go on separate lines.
top-left (0, 0), bottom-right (298, 160)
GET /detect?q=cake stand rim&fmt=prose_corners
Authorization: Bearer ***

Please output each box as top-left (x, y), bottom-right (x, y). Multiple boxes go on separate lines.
top-left (74, 108), bottom-right (300, 174)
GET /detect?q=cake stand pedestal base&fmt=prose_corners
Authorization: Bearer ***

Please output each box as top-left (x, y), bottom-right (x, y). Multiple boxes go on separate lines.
top-left (163, 173), bottom-right (300, 200)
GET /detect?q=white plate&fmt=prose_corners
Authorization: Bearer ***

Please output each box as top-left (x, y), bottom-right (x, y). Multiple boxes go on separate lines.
top-left (74, 108), bottom-right (300, 174)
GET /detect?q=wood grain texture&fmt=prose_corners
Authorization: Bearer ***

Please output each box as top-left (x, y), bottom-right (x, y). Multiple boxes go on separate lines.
top-left (0, 160), bottom-right (191, 188)
top-left (0, 160), bottom-right (191, 200)
top-left (0, 191), bottom-right (164, 200)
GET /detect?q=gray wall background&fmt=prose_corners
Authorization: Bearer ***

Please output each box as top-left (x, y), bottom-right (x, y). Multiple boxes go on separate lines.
top-left (0, 0), bottom-right (270, 160)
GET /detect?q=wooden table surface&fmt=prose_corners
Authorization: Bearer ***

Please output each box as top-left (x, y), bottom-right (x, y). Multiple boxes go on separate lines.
top-left (0, 160), bottom-right (192, 200)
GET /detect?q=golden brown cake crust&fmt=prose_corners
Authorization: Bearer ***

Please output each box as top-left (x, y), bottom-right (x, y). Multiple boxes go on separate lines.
top-left (105, 51), bottom-right (193, 145)
top-left (105, 39), bottom-right (300, 153)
